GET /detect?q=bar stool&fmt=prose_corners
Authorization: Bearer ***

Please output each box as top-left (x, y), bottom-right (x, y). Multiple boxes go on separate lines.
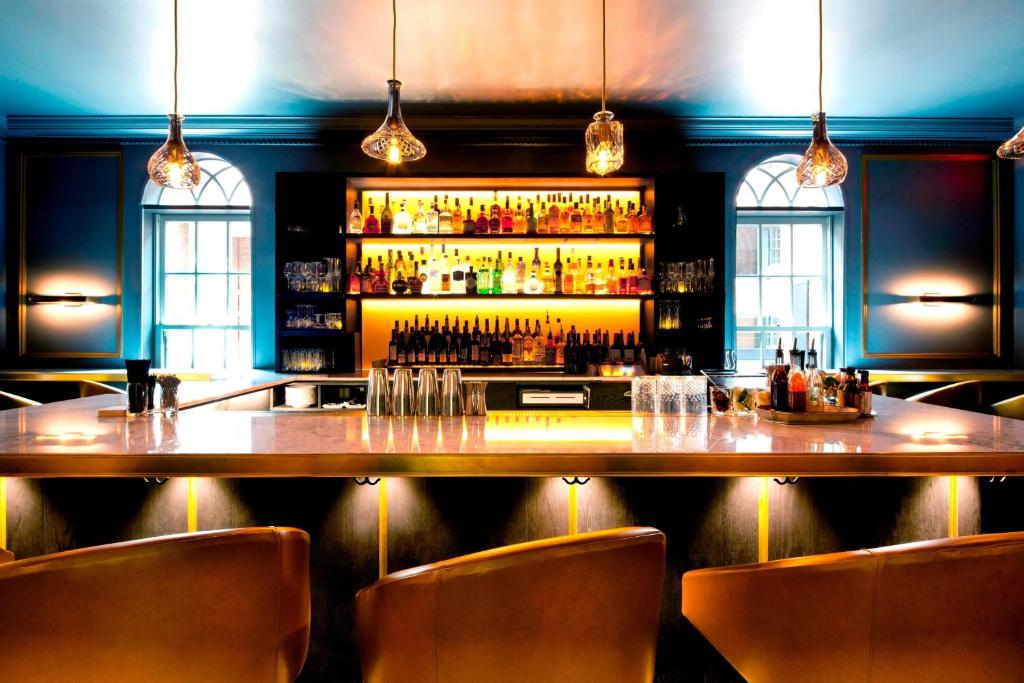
top-left (682, 532), bottom-right (1024, 682)
top-left (357, 527), bottom-right (666, 683)
top-left (0, 527), bottom-right (311, 682)
top-left (906, 380), bottom-right (983, 411)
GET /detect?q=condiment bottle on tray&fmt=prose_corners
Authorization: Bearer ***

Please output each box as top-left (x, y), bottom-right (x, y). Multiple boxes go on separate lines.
top-left (788, 350), bottom-right (807, 412)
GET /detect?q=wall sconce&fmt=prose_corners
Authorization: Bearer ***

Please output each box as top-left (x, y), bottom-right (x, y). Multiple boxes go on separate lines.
top-left (27, 292), bottom-right (98, 307)
top-left (916, 293), bottom-right (976, 306)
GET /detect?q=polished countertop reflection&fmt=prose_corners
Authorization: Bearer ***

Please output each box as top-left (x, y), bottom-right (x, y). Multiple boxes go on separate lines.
top-left (0, 394), bottom-right (1022, 477)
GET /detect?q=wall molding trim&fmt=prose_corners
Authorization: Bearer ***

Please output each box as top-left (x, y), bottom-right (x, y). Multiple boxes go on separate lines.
top-left (3, 115), bottom-right (1016, 143)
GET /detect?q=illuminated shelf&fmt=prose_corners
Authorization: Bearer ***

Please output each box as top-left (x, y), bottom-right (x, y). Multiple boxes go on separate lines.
top-left (346, 233), bottom-right (653, 241)
top-left (279, 329), bottom-right (346, 337)
top-left (280, 291), bottom-right (344, 301)
top-left (349, 293), bottom-right (653, 300)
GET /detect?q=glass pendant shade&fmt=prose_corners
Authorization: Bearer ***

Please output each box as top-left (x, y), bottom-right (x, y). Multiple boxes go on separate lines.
top-left (147, 114), bottom-right (200, 189)
top-left (796, 112), bottom-right (848, 188)
top-left (361, 80), bottom-right (426, 164)
top-left (585, 111), bottom-right (624, 176)
top-left (997, 124), bottom-right (1024, 159)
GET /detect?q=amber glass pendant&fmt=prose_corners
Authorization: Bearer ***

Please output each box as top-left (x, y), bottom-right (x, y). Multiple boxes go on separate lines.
top-left (147, 114), bottom-right (200, 190)
top-left (796, 112), bottom-right (848, 188)
top-left (997, 124), bottom-right (1024, 159)
top-left (361, 80), bottom-right (426, 165)
top-left (585, 111), bottom-right (624, 176)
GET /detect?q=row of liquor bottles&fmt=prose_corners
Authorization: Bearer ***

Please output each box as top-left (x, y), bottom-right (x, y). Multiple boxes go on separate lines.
top-left (767, 340), bottom-right (872, 415)
top-left (386, 314), bottom-right (644, 372)
top-left (351, 247), bottom-right (653, 296)
top-left (350, 192), bottom-right (652, 235)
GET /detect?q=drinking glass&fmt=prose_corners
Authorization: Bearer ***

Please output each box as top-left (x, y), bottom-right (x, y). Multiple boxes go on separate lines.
top-left (680, 376), bottom-right (708, 415)
top-left (416, 368), bottom-right (440, 417)
top-left (710, 386), bottom-right (731, 416)
top-left (656, 376), bottom-right (684, 415)
top-left (440, 368), bottom-right (464, 416)
top-left (391, 368), bottom-right (415, 417)
top-left (631, 376), bottom-right (658, 415)
top-left (366, 368), bottom-right (391, 416)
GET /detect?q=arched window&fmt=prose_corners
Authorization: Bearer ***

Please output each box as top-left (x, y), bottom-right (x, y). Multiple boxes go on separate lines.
top-left (734, 154), bottom-right (844, 371)
top-left (144, 153), bottom-right (252, 370)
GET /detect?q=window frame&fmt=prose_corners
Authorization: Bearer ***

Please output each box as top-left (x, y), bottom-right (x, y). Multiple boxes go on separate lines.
top-left (735, 208), bottom-right (841, 370)
top-left (151, 209), bottom-right (252, 369)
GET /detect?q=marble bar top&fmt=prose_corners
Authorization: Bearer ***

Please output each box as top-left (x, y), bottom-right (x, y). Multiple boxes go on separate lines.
top-left (0, 390), bottom-right (1022, 477)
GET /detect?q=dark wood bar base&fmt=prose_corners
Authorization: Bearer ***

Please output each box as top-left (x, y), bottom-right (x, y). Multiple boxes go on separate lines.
top-left (6, 475), bottom-right (1021, 681)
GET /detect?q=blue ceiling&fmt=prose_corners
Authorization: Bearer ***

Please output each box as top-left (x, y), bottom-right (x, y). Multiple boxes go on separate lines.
top-left (1, 0), bottom-right (1022, 120)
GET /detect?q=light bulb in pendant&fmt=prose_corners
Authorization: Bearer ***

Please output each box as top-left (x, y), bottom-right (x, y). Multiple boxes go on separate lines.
top-left (796, 112), bottom-right (847, 188)
top-left (585, 111), bottom-right (624, 176)
top-left (362, 80), bottom-right (426, 165)
top-left (148, 114), bottom-right (200, 189)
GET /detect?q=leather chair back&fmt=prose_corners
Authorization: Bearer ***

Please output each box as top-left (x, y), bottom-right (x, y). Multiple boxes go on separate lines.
top-left (906, 380), bottom-right (983, 411)
top-left (358, 527), bottom-right (666, 683)
top-left (683, 532), bottom-right (1024, 682)
top-left (0, 527), bottom-right (310, 683)
top-left (991, 392), bottom-right (1024, 420)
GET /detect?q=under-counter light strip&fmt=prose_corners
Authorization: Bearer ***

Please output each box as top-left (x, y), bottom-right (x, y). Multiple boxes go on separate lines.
top-left (758, 477), bottom-right (769, 563)
top-left (568, 482), bottom-right (579, 535)
top-left (948, 476), bottom-right (958, 539)
top-left (0, 477), bottom-right (6, 550)
top-left (378, 478), bottom-right (389, 578)
top-left (187, 477), bottom-right (198, 533)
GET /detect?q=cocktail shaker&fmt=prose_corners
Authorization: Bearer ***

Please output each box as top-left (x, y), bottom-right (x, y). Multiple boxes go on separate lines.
top-left (391, 368), bottom-right (415, 416)
top-left (366, 368), bottom-right (391, 416)
top-left (465, 381), bottom-right (487, 416)
top-left (440, 369), bottom-right (464, 417)
top-left (416, 368), bottom-right (440, 417)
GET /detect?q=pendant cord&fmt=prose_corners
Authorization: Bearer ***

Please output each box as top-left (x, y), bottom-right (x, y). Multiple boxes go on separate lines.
top-left (601, 0), bottom-right (607, 112)
top-left (392, 0), bottom-right (397, 82)
top-left (173, 0), bottom-right (179, 115)
top-left (817, 0), bottom-right (823, 113)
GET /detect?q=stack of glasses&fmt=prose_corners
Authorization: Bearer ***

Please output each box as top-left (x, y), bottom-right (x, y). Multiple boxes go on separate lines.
top-left (631, 375), bottom-right (708, 415)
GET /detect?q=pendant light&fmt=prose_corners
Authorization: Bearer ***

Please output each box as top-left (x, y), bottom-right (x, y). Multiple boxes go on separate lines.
top-left (796, 0), bottom-right (847, 188)
top-left (361, 0), bottom-right (426, 164)
top-left (997, 124), bottom-right (1024, 159)
top-left (585, 0), bottom-right (624, 176)
top-left (147, 0), bottom-right (200, 189)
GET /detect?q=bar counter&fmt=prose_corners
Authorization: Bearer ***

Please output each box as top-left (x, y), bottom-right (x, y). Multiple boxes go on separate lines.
top-left (2, 388), bottom-right (1022, 477)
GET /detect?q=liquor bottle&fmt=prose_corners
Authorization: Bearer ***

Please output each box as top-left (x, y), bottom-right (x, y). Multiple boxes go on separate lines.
top-left (491, 253), bottom-right (504, 294)
top-left (388, 327), bottom-right (399, 365)
top-left (555, 319), bottom-right (566, 365)
top-left (637, 267), bottom-right (653, 295)
top-left (463, 205), bottom-right (476, 235)
top-left (501, 198), bottom-right (514, 234)
top-left (349, 201), bottom-right (362, 234)
top-left (594, 259), bottom-right (606, 294)
top-left (605, 259), bottom-right (618, 295)
top-left (538, 202), bottom-right (549, 234)
top-left (469, 323), bottom-right (481, 364)
top-left (603, 197), bottom-right (615, 234)
top-left (582, 200), bottom-right (594, 233)
top-left (439, 195), bottom-right (453, 233)
top-left (501, 251), bottom-right (517, 294)
top-left (380, 192), bottom-right (393, 234)
top-left (391, 267), bottom-right (408, 295)
top-left (638, 203), bottom-right (652, 233)
top-left (531, 247), bottom-right (542, 276)
top-left (526, 203), bottom-right (538, 235)
top-left (361, 258), bottom-right (374, 293)
top-left (806, 339), bottom-right (823, 407)
top-left (452, 198), bottom-right (463, 233)
top-left (409, 260), bottom-right (423, 294)
top-left (426, 195), bottom-right (440, 233)
top-left (522, 319), bottom-right (535, 362)
top-left (513, 200), bottom-right (526, 234)
top-left (479, 318), bottom-right (491, 365)
top-left (575, 258), bottom-right (586, 294)
top-left (541, 261), bottom-right (554, 293)
top-left (512, 318), bottom-right (524, 364)
top-left (348, 263), bottom-right (362, 294)
top-left (393, 201), bottom-right (412, 234)
top-left (363, 199), bottom-right (380, 234)
top-left (476, 204), bottom-right (489, 234)
top-left (570, 202), bottom-right (583, 233)
top-left (624, 332), bottom-right (636, 365)
top-left (585, 256), bottom-right (596, 294)
top-left (412, 201), bottom-right (426, 233)
top-left (502, 319), bottom-right (514, 365)
top-left (788, 350), bottom-right (807, 412)
top-left (609, 331), bottom-right (623, 364)
top-left (613, 202), bottom-right (628, 234)
top-left (770, 340), bottom-right (790, 411)
top-left (628, 202), bottom-right (640, 234)
top-left (450, 252), bottom-right (467, 294)
top-left (394, 250), bottom-right (406, 278)
top-left (626, 259), bottom-right (639, 294)
top-left (548, 200), bottom-right (561, 234)
top-left (488, 199), bottom-right (501, 234)
top-left (478, 258), bottom-right (492, 295)
top-left (525, 269), bottom-right (542, 295)
top-left (373, 266), bottom-right (389, 294)
top-left (385, 250), bottom-right (394, 287)
top-left (553, 248), bottom-right (563, 294)
top-left (515, 256), bottom-right (527, 293)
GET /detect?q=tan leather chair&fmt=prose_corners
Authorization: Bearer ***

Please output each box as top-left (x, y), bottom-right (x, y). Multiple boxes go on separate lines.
top-left (991, 392), bottom-right (1024, 420)
top-left (0, 389), bottom-right (40, 410)
top-left (0, 527), bottom-right (310, 683)
top-left (906, 380), bottom-right (983, 412)
top-left (358, 527), bottom-right (666, 683)
top-left (78, 379), bottom-right (126, 397)
top-left (682, 533), bottom-right (1024, 682)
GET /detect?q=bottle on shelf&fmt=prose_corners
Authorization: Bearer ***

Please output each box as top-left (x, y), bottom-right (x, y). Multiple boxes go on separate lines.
top-left (788, 347), bottom-right (807, 412)
top-left (363, 199), bottom-right (380, 234)
top-left (349, 201), bottom-right (362, 234)
top-left (463, 203), bottom-right (476, 235)
top-left (380, 192), bottom-right (393, 235)
top-left (806, 339), bottom-right (823, 407)
top-left (501, 252), bottom-right (517, 294)
top-left (526, 202), bottom-right (538, 235)
top-left (770, 340), bottom-right (789, 411)
top-left (439, 195), bottom-right (453, 233)
top-left (393, 201), bottom-right (412, 234)
top-left (426, 195), bottom-right (440, 233)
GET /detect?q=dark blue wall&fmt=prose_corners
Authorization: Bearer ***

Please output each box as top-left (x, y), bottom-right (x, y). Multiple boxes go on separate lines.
top-left (4, 133), bottom-right (1017, 370)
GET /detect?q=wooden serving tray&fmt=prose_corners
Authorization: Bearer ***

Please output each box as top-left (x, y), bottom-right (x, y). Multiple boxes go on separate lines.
top-left (757, 406), bottom-right (862, 424)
